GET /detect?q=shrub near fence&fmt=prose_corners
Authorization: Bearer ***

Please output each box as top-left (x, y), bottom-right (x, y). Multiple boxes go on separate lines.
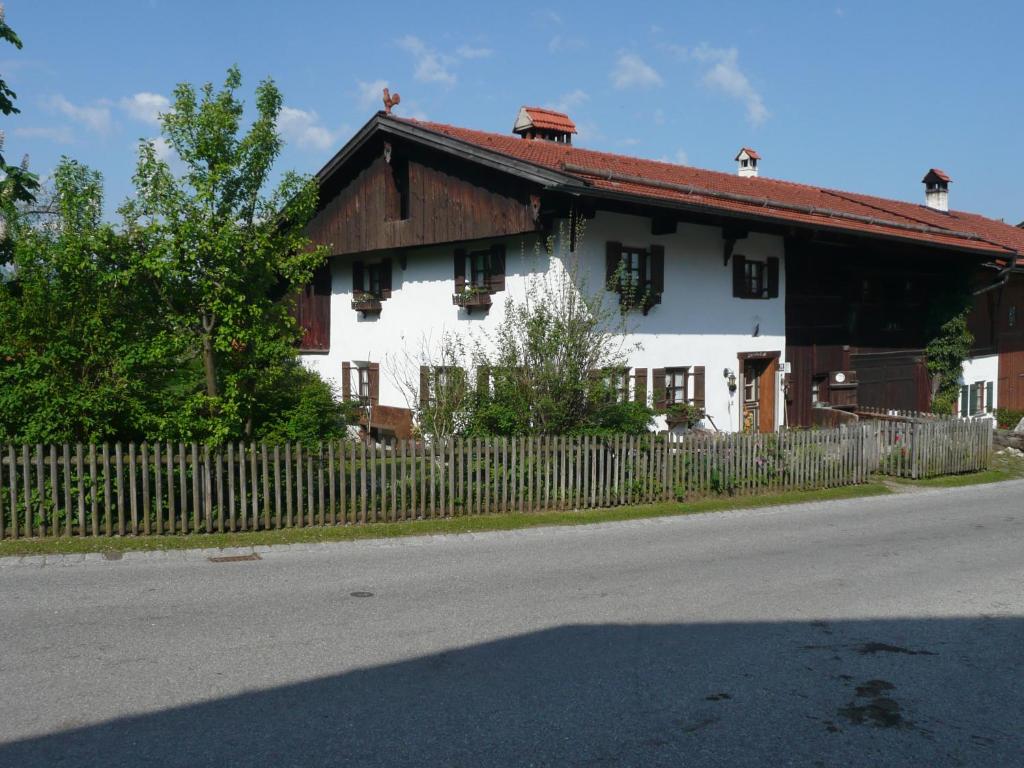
top-left (0, 420), bottom-right (991, 540)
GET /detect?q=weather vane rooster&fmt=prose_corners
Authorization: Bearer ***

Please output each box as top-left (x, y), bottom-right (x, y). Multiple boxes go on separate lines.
top-left (382, 88), bottom-right (401, 115)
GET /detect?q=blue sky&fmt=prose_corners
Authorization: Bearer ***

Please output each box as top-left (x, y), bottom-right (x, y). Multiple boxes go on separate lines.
top-left (4, 0), bottom-right (1023, 222)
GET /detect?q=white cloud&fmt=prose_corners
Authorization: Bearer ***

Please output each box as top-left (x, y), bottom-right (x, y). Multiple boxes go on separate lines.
top-left (13, 126), bottom-right (74, 143)
top-left (277, 106), bottom-right (338, 151)
top-left (119, 92), bottom-right (169, 125)
top-left (534, 9), bottom-right (562, 25)
top-left (547, 89), bottom-right (589, 112)
top-left (150, 136), bottom-right (174, 162)
top-left (456, 44), bottom-right (492, 59)
top-left (357, 79), bottom-right (389, 109)
top-left (397, 35), bottom-right (456, 87)
top-left (610, 53), bottom-right (663, 90)
top-left (674, 149), bottom-right (689, 165)
top-left (44, 95), bottom-right (112, 134)
top-left (691, 45), bottom-right (768, 125)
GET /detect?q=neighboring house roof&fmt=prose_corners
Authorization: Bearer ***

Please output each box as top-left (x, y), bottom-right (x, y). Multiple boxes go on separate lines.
top-left (515, 107), bottom-right (577, 134)
top-left (394, 117), bottom-right (1024, 261)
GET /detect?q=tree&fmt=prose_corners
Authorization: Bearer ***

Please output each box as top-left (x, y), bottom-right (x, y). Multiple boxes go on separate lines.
top-left (392, 222), bottom-right (653, 439)
top-left (121, 66), bottom-right (327, 442)
top-left (0, 159), bottom-right (166, 443)
top-left (0, 2), bottom-right (40, 214)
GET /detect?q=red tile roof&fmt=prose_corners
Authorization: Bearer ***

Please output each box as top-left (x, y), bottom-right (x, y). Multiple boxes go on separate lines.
top-left (735, 147), bottom-right (761, 160)
top-left (399, 117), bottom-right (1024, 261)
top-left (517, 107), bottom-right (577, 134)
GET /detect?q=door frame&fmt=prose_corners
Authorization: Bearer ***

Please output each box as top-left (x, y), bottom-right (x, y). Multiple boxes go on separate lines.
top-left (738, 350), bottom-right (781, 433)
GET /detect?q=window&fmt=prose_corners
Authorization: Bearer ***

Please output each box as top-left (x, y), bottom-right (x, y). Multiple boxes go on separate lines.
top-left (744, 259), bottom-right (766, 299)
top-left (665, 368), bottom-right (689, 405)
top-left (351, 259), bottom-right (392, 302)
top-left (961, 380), bottom-right (994, 416)
top-left (605, 242), bottom-right (664, 313)
top-left (454, 245), bottom-right (506, 300)
top-left (467, 250), bottom-right (489, 289)
top-left (420, 366), bottom-right (467, 408)
top-left (342, 361), bottom-right (379, 405)
top-left (732, 255), bottom-right (779, 300)
top-left (357, 364), bottom-right (371, 403)
top-left (811, 375), bottom-right (827, 405)
top-left (601, 369), bottom-right (629, 403)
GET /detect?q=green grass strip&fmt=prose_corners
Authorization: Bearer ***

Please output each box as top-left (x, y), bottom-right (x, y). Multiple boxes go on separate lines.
top-left (0, 483), bottom-right (891, 558)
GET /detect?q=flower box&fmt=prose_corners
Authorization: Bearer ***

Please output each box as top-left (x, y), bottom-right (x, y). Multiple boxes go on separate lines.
top-left (351, 294), bottom-right (382, 314)
top-left (452, 290), bottom-right (492, 312)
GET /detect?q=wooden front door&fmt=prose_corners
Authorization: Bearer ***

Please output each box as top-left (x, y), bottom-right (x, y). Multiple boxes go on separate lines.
top-left (740, 354), bottom-right (779, 433)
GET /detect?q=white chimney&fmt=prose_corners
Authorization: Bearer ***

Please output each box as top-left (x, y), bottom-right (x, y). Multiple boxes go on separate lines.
top-left (923, 168), bottom-right (950, 212)
top-left (735, 147), bottom-right (760, 178)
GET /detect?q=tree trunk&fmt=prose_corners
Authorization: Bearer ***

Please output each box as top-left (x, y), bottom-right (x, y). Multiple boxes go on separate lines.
top-left (201, 332), bottom-right (218, 400)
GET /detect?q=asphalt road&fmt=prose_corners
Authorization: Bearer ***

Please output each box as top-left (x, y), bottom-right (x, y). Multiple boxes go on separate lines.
top-left (1, 481), bottom-right (1022, 767)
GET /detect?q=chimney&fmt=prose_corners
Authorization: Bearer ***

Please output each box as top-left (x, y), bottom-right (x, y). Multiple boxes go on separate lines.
top-left (922, 168), bottom-right (950, 212)
top-left (735, 147), bottom-right (760, 178)
top-left (513, 106), bottom-right (577, 144)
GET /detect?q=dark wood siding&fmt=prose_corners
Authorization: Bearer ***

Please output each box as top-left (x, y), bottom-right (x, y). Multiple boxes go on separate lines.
top-left (785, 238), bottom-right (981, 426)
top-left (997, 274), bottom-right (1024, 409)
top-left (306, 139), bottom-right (540, 256)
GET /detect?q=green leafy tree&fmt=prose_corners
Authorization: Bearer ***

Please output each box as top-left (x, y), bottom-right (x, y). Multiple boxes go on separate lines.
top-left (121, 66), bottom-right (327, 442)
top-left (924, 280), bottom-right (974, 415)
top-left (0, 160), bottom-right (166, 443)
top-left (0, 2), bottom-right (40, 212)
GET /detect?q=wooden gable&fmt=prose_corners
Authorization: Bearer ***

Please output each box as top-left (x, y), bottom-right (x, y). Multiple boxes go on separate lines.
top-left (306, 136), bottom-right (541, 256)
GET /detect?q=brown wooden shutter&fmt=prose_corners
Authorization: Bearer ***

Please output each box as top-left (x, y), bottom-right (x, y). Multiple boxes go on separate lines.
top-left (652, 368), bottom-right (667, 410)
top-left (633, 368), bottom-right (647, 404)
top-left (419, 366), bottom-right (430, 409)
top-left (380, 259), bottom-right (393, 299)
top-left (352, 260), bottom-right (364, 293)
top-left (454, 248), bottom-right (466, 292)
top-left (488, 244), bottom-right (506, 293)
top-left (649, 245), bottom-right (665, 295)
top-left (692, 366), bottom-right (706, 409)
top-left (732, 255), bottom-right (746, 297)
top-left (342, 361), bottom-right (351, 400)
top-left (296, 262), bottom-right (331, 351)
top-left (767, 257), bottom-right (780, 299)
top-left (605, 241), bottom-right (622, 289)
top-left (368, 362), bottom-right (380, 406)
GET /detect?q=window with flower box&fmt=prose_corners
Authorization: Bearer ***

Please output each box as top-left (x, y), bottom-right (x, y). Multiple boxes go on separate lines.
top-left (453, 244), bottom-right (505, 312)
top-left (605, 241), bottom-right (664, 314)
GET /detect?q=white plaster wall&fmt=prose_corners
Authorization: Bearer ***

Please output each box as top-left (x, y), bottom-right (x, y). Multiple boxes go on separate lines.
top-left (301, 210), bottom-right (787, 432)
top-left (960, 353), bottom-right (999, 414)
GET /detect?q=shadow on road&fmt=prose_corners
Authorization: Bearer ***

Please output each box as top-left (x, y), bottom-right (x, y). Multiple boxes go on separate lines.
top-left (2, 616), bottom-right (1020, 767)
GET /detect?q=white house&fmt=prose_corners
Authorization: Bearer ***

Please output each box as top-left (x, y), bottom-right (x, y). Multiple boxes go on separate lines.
top-left (295, 104), bottom-right (1024, 439)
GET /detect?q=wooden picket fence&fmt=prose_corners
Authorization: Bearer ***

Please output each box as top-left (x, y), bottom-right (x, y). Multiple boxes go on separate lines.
top-left (0, 420), bottom-right (991, 540)
top-left (872, 417), bottom-right (992, 479)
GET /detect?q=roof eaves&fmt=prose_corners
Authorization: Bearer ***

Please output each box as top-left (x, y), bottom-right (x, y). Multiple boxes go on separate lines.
top-left (550, 181), bottom-right (1010, 258)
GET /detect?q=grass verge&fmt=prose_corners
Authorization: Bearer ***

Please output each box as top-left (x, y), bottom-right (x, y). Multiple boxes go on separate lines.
top-left (886, 451), bottom-right (1024, 489)
top-left (0, 483), bottom-right (891, 558)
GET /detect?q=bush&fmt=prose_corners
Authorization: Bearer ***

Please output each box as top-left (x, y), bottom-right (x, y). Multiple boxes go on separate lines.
top-left (252, 362), bottom-right (360, 444)
top-left (995, 408), bottom-right (1024, 430)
